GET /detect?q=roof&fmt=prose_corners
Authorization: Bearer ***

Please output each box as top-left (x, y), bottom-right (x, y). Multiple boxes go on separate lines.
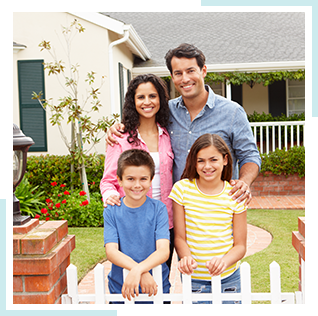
top-left (102, 12), bottom-right (305, 74)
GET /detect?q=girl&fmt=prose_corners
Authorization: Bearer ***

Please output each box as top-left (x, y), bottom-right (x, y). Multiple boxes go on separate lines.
top-left (100, 74), bottom-right (175, 271)
top-left (169, 133), bottom-right (247, 304)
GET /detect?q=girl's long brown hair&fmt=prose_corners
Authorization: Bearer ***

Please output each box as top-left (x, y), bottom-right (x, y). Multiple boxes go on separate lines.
top-left (181, 133), bottom-right (233, 182)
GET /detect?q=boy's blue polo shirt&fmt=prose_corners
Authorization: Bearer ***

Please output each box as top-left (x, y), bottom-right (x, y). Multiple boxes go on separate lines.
top-left (103, 196), bottom-right (171, 294)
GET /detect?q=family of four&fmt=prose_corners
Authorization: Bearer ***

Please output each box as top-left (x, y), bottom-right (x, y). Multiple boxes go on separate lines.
top-left (100, 43), bottom-right (261, 304)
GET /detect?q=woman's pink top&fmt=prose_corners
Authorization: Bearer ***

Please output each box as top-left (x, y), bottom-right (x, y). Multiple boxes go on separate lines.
top-left (100, 125), bottom-right (174, 229)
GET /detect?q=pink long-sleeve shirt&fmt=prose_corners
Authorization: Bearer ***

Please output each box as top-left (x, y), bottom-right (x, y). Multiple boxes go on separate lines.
top-left (100, 125), bottom-right (174, 229)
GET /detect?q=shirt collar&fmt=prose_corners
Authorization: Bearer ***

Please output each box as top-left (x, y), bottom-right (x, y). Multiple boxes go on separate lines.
top-left (176, 85), bottom-right (215, 109)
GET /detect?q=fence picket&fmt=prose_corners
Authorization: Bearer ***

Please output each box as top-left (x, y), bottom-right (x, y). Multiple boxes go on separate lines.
top-left (241, 262), bottom-right (252, 304)
top-left (270, 261), bottom-right (281, 304)
top-left (94, 263), bottom-right (105, 304)
top-left (62, 261), bottom-right (302, 305)
top-left (66, 264), bottom-right (79, 304)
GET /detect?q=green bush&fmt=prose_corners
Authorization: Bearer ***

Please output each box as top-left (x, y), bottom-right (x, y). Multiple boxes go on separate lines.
top-left (260, 146), bottom-right (305, 178)
top-left (26, 154), bottom-right (105, 196)
top-left (15, 177), bottom-right (46, 217)
top-left (36, 182), bottom-right (104, 227)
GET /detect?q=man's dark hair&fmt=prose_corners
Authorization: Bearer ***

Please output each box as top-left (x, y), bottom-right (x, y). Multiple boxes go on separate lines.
top-left (117, 149), bottom-right (155, 180)
top-left (165, 43), bottom-right (206, 74)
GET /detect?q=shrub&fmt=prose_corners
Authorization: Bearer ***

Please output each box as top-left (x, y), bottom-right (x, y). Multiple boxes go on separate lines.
top-left (26, 154), bottom-right (105, 197)
top-left (35, 182), bottom-right (104, 227)
top-left (260, 146), bottom-right (305, 178)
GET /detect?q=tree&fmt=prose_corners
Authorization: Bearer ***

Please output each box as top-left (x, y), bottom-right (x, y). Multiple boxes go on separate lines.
top-left (32, 19), bottom-right (119, 200)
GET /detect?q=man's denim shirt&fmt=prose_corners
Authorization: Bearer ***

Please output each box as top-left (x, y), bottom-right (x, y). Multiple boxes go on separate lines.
top-left (167, 85), bottom-right (261, 183)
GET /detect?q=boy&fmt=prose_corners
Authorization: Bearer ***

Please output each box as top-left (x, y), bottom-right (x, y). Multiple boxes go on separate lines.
top-left (103, 149), bottom-right (171, 303)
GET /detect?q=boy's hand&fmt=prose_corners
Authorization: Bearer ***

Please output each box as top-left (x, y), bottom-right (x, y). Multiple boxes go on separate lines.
top-left (177, 256), bottom-right (198, 275)
top-left (106, 123), bottom-right (125, 146)
top-left (206, 257), bottom-right (226, 277)
top-left (140, 272), bottom-right (158, 297)
top-left (121, 267), bottom-right (142, 301)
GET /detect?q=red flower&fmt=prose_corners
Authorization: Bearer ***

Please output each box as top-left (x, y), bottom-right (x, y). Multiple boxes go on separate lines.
top-left (51, 182), bottom-right (57, 186)
top-left (61, 199), bottom-right (67, 204)
top-left (55, 203), bottom-right (61, 208)
top-left (58, 194), bottom-right (62, 197)
top-left (49, 206), bottom-right (53, 210)
top-left (41, 208), bottom-right (48, 214)
top-left (80, 199), bottom-right (89, 206)
top-left (60, 184), bottom-right (66, 187)
top-left (46, 198), bottom-right (52, 203)
top-left (46, 217), bottom-right (50, 221)
top-left (79, 191), bottom-right (86, 196)
top-left (35, 214), bottom-right (40, 219)
top-left (64, 191), bottom-right (70, 195)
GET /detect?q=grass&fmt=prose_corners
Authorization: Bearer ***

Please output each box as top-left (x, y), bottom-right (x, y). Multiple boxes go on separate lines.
top-left (69, 209), bottom-right (305, 292)
top-left (242, 209), bottom-right (305, 293)
top-left (68, 227), bottom-right (105, 282)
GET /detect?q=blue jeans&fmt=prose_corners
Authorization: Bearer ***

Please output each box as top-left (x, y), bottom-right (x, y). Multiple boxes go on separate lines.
top-left (191, 267), bottom-right (241, 304)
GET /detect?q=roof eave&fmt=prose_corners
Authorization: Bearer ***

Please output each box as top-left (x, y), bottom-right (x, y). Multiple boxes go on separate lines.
top-left (132, 60), bottom-right (305, 77)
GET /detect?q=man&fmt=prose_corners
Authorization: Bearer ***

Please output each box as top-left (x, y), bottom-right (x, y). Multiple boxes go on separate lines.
top-left (106, 43), bottom-right (261, 205)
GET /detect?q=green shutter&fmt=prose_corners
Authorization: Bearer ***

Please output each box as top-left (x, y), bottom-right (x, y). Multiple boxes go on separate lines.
top-left (18, 60), bottom-right (47, 152)
top-left (118, 62), bottom-right (124, 117)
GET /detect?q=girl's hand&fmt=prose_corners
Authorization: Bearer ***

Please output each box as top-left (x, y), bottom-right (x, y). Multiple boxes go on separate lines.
top-left (140, 272), bottom-right (158, 297)
top-left (206, 257), bottom-right (227, 277)
top-left (121, 268), bottom-right (142, 301)
top-left (177, 256), bottom-right (198, 275)
top-left (104, 195), bottom-right (121, 207)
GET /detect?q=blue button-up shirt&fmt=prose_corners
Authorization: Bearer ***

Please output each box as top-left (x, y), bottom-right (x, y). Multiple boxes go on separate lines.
top-left (167, 85), bottom-right (261, 182)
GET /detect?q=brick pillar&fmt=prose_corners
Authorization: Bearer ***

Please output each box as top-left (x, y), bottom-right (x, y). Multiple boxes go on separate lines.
top-left (292, 217), bottom-right (305, 294)
top-left (13, 219), bottom-right (75, 304)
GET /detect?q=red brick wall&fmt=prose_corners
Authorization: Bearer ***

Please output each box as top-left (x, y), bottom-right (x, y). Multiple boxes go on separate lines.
top-left (13, 219), bottom-right (75, 304)
top-left (251, 172), bottom-right (305, 196)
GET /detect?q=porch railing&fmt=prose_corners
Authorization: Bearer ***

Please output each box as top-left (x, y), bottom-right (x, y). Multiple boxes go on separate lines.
top-left (249, 121), bottom-right (305, 154)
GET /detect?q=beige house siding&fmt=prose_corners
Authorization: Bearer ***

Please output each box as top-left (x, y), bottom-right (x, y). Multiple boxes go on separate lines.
top-left (242, 83), bottom-right (269, 115)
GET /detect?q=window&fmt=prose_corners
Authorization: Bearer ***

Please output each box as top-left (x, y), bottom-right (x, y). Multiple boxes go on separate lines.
top-left (287, 79), bottom-right (305, 116)
top-left (17, 60), bottom-right (47, 152)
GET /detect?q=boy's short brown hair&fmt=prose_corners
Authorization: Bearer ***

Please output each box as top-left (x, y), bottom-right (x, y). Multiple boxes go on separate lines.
top-left (117, 149), bottom-right (155, 180)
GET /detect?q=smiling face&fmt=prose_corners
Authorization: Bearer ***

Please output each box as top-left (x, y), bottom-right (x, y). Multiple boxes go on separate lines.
top-left (134, 82), bottom-right (160, 121)
top-left (196, 145), bottom-right (228, 185)
top-left (117, 165), bottom-right (152, 208)
top-left (170, 57), bottom-right (207, 101)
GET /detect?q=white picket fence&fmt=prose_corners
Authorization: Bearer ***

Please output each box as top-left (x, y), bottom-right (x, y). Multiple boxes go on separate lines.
top-left (249, 121), bottom-right (305, 154)
top-left (62, 261), bottom-right (303, 304)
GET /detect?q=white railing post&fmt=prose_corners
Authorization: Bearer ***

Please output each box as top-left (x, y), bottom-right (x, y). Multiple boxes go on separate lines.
top-left (66, 264), bottom-right (79, 304)
top-left (211, 275), bottom-right (222, 304)
top-left (94, 263), bottom-right (106, 304)
top-left (270, 261), bottom-right (281, 304)
top-left (152, 265), bottom-right (163, 304)
top-left (182, 273), bottom-right (192, 304)
top-left (240, 262), bottom-right (252, 304)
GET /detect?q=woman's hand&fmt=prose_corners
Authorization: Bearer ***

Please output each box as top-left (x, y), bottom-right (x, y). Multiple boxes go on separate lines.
top-left (177, 256), bottom-right (198, 275)
top-left (106, 123), bottom-right (125, 146)
top-left (104, 195), bottom-right (121, 207)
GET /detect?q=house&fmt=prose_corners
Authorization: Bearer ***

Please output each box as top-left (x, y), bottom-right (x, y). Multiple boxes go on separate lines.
top-left (104, 12), bottom-right (305, 117)
top-left (13, 12), bottom-right (305, 156)
top-left (13, 12), bottom-right (150, 155)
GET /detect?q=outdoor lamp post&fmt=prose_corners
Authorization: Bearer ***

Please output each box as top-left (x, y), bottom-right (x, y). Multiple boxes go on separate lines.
top-left (13, 124), bottom-right (34, 226)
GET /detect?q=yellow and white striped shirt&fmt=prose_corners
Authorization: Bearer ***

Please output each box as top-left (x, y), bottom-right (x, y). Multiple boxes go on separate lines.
top-left (169, 179), bottom-right (247, 280)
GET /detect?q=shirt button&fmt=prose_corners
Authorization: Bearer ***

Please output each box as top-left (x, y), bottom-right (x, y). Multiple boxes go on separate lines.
top-left (171, 131), bottom-right (173, 134)
top-left (189, 131), bottom-right (192, 134)
top-left (188, 149), bottom-right (190, 153)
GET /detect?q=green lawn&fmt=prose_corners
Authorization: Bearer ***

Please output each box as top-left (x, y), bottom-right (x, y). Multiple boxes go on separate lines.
top-left (69, 209), bottom-right (305, 292)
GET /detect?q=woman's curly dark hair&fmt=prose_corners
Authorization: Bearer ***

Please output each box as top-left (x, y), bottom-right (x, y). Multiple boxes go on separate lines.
top-left (122, 74), bottom-right (170, 145)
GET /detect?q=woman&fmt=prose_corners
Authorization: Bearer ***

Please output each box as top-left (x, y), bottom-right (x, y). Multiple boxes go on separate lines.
top-left (100, 74), bottom-right (174, 271)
